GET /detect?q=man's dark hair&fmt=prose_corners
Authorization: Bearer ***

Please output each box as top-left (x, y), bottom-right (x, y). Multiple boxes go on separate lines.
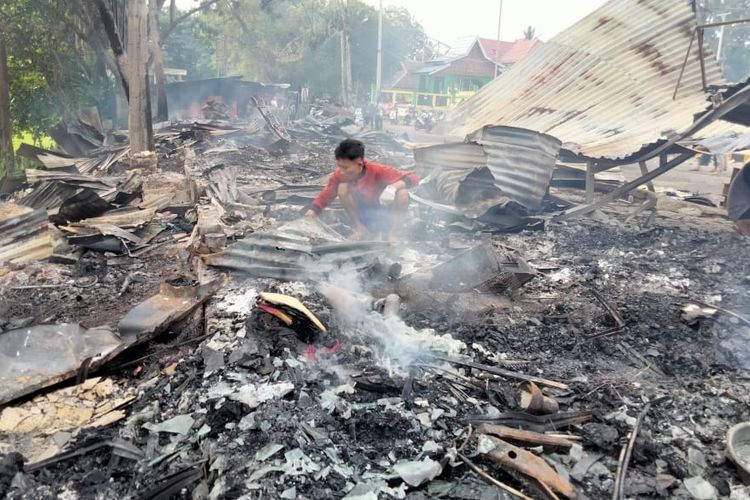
top-left (335, 139), bottom-right (365, 160)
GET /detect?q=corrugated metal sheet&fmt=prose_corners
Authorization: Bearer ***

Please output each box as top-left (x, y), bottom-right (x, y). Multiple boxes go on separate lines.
top-left (19, 181), bottom-right (80, 210)
top-left (413, 126), bottom-right (560, 210)
top-left (0, 203), bottom-right (54, 265)
top-left (679, 131), bottom-right (750, 154)
top-left (468, 126), bottom-right (561, 210)
top-left (414, 143), bottom-right (487, 205)
top-left (0, 324), bottom-right (122, 405)
top-left (204, 218), bottom-right (390, 280)
top-left (439, 0), bottom-right (726, 159)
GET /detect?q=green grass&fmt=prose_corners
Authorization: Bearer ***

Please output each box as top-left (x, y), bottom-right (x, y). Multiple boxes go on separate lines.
top-left (12, 131), bottom-right (55, 152)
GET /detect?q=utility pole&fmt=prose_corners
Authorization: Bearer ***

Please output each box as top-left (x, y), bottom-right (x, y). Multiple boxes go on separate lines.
top-left (715, 12), bottom-right (730, 62)
top-left (494, 0), bottom-right (503, 78)
top-left (375, 0), bottom-right (383, 103)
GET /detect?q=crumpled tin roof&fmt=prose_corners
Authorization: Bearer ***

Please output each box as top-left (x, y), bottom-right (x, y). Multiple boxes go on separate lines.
top-left (438, 0), bottom-right (726, 160)
top-left (414, 126), bottom-right (561, 211)
top-left (0, 203), bottom-right (54, 265)
top-left (203, 218), bottom-right (390, 280)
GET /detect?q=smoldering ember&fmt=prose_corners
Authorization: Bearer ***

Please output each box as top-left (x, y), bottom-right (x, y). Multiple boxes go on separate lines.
top-left (1, 1), bottom-right (750, 500)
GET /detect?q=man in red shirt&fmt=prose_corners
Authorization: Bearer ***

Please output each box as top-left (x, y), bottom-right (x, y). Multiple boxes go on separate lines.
top-left (304, 139), bottom-right (419, 244)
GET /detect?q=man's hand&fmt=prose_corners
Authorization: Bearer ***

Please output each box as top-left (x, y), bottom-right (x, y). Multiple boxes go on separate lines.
top-left (304, 209), bottom-right (316, 218)
top-left (348, 225), bottom-right (368, 241)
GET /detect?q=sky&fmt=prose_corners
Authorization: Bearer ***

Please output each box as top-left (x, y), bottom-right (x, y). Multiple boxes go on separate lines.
top-left (363, 0), bottom-right (609, 44)
top-left (177, 0), bottom-right (610, 45)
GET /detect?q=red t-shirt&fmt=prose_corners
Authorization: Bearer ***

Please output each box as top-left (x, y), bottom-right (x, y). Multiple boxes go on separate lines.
top-left (311, 160), bottom-right (419, 213)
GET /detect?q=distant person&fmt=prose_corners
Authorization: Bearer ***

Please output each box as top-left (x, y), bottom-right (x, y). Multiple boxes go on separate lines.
top-left (727, 161), bottom-right (750, 235)
top-left (367, 102), bottom-right (377, 128)
top-left (374, 106), bottom-right (383, 130)
top-left (714, 154), bottom-right (728, 173)
top-left (304, 139), bottom-right (419, 244)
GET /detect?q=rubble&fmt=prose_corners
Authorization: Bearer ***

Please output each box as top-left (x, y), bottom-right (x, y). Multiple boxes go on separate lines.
top-left (727, 422), bottom-right (750, 485)
top-left (0, 100), bottom-right (749, 500)
top-left (0, 203), bottom-right (55, 265)
top-left (0, 324), bottom-right (122, 404)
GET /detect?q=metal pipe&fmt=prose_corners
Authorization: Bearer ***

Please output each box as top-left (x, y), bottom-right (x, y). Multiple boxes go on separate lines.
top-left (494, 0), bottom-right (503, 78)
top-left (673, 28), bottom-right (696, 100)
top-left (697, 16), bottom-right (750, 29)
top-left (697, 27), bottom-right (707, 90)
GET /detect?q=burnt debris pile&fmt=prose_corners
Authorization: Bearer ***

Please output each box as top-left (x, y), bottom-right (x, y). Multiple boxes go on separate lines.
top-left (1, 105), bottom-right (750, 500)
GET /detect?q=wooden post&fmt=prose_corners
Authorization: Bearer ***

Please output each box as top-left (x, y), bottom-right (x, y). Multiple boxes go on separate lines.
top-left (638, 161), bottom-right (655, 192)
top-left (585, 162), bottom-right (595, 203)
top-left (127, 0), bottom-right (154, 155)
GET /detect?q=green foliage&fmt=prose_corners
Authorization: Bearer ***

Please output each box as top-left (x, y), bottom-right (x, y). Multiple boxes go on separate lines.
top-left (2, 0), bottom-right (114, 137)
top-left (161, 13), bottom-right (219, 79)
top-left (204, 0), bottom-right (429, 97)
top-left (1, 0), bottom-right (429, 140)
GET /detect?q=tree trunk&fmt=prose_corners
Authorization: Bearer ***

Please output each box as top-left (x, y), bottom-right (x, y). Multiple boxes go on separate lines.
top-left (149, 0), bottom-right (168, 122)
top-left (94, 0), bottom-right (130, 99)
top-left (339, 0), bottom-right (352, 107)
top-left (0, 34), bottom-right (14, 176)
top-left (127, 0), bottom-right (153, 153)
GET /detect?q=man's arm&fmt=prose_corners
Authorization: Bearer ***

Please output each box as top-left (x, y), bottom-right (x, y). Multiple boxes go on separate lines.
top-left (374, 163), bottom-right (419, 189)
top-left (305, 171), bottom-right (341, 217)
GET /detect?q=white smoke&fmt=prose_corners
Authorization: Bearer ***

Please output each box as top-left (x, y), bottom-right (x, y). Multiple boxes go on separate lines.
top-left (318, 268), bottom-right (465, 375)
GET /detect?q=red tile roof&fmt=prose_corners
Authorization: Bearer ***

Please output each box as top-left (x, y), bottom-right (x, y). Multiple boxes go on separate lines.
top-left (499, 38), bottom-right (541, 63)
top-left (478, 38), bottom-right (541, 64)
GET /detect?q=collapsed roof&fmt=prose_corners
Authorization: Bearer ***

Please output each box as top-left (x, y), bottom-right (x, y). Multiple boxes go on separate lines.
top-left (437, 0), bottom-right (738, 160)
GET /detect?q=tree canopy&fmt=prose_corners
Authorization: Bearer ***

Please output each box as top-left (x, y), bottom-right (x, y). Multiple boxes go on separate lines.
top-left (1, 0), bottom-right (112, 137)
top-left (1, 0), bottom-right (429, 144)
top-left (206, 0), bottom-right (430, 97)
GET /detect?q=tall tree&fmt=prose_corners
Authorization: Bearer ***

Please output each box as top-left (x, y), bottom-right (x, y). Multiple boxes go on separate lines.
top-left (210, 0), bottom-right (428, 99)
top-left (149, 0), bottom-right (169, 121)
top-left (523, 26), bottom-right (536, 40)
top-left (93, 0), bottom-right (130, 98)
top-left (339, 0), bottom-right (352, 105)
top-left (151, 0), bottom-right (221, 119)
top-left (0, 33), bottom-right (13, 175)
top-left (0, 0), bottom-right (112, 157)
top-left (127, 0), bottom-right (153, 152)
top-left (160, 14), bottom-right (217, 79)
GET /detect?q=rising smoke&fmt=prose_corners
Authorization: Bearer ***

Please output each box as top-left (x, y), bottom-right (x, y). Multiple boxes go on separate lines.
top-left (318, 266), bottom-right (465, 375)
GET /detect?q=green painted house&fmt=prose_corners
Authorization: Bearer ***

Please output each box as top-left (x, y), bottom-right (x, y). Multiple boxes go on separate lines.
top-left (382, 36), bottom-right (540, 109)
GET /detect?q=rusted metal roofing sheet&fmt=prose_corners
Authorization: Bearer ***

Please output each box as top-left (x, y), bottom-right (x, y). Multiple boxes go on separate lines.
top-left (439, 0), bottom-right (726, 159)
top-left (414, 126), bottom-right (561, 210)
